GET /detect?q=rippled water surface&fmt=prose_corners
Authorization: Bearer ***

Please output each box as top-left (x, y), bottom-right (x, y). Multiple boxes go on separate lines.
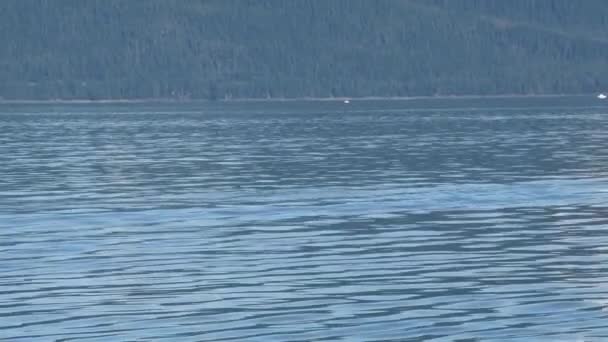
top-left (4, 97), bottom-right (608, 341)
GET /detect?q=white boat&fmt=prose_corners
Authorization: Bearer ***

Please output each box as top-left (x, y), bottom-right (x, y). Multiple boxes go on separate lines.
top-left (598, 93), bottom-right (607, 99)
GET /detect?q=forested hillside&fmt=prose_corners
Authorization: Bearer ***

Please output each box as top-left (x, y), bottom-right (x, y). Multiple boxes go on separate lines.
top-left (1, 0), bottom-right (608, 100)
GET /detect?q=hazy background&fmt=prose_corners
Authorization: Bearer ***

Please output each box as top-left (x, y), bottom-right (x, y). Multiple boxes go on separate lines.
top-left (2, 0), bottom-right (608, 100)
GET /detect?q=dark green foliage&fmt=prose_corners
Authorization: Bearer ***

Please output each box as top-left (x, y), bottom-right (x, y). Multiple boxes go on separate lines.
top-left (1, 0), bottom-right (608, 100)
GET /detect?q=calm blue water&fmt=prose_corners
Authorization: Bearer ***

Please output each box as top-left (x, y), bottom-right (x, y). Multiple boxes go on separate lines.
top-left (3, 97), bottom-right (608, 341)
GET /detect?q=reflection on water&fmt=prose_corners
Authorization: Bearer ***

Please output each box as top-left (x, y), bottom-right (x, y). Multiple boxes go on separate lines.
top-left (2, 99), bottom-right (608, 341)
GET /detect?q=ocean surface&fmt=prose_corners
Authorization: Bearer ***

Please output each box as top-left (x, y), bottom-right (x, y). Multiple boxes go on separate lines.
top-left (3, 97), bottom-right (608, 341)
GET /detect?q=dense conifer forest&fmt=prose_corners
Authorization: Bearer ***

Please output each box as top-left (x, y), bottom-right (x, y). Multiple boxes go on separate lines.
top-left (1, 0), bottom-right (608, 100)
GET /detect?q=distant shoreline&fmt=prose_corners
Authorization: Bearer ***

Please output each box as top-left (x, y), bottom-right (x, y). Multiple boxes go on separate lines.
top-left (0, 93), bottom-right (595, 105)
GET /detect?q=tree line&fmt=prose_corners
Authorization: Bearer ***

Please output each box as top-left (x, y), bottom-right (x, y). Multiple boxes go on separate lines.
top-left (1, 0), bottom-right (608, 100)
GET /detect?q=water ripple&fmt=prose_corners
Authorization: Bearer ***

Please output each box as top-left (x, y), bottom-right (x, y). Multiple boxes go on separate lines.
top-left (2, 100), bottom-right (608, 341)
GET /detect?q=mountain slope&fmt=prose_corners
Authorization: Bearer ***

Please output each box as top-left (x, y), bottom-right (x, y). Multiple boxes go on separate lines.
top-left (1, 0), bottom-right (607, 100)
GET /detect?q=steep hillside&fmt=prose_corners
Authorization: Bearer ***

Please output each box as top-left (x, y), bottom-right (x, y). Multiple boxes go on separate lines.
top-left (1, 0), bottom-right (608, 100)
